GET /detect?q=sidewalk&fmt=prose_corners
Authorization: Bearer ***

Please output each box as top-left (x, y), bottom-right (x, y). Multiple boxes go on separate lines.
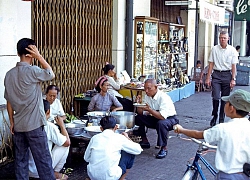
top-left (1, 85), bottom-right (249, 180)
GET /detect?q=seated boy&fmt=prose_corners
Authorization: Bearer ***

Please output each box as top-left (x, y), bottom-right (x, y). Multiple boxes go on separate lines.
top-left (84, 116), bottom-right (143, 180)
top-left (29, 99), bottom-right (71, 180)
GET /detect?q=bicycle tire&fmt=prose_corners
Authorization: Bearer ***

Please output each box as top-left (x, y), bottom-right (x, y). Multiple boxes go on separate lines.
top-left (182, 170), bottom-right (195, 180)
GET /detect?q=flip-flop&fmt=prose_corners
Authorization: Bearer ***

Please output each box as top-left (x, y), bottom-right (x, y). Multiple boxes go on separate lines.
top-left (55, 172), bottom-right (68, 180)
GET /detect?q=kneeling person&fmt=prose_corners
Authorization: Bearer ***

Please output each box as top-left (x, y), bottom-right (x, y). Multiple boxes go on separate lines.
top-left (29, 99), bottom-right (71, 179)
top-left (84, 116), bottom-right (143, 180)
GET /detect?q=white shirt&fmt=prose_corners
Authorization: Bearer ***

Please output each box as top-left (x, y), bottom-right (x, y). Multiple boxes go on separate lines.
top-left (145, 90), bottom-right (177, 119)
top-left (29, 122), bottom-right (67, 177)
top-left (47, 98), bottom-right (66, 122)
top-left (105, 75), bottom-right (123, 98)
top-left (204, 118), bottom-right (250, 173)
top-left (208, 44), bottom-right (238, 71)
top-left (84, 129), bottom-right (143, 180)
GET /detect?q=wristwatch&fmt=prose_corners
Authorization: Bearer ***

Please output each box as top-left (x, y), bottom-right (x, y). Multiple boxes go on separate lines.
top-left (232, 77), bottom-right (236, 81)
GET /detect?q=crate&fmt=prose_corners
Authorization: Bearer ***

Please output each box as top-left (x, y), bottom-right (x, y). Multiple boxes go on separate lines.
top-left (236, 69), bottom-right (250, 86)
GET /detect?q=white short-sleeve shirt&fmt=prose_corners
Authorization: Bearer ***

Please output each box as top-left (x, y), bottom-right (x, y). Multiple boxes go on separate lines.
top-left (144, 90), bottom-right (176, 119)
top-left (204, 118), bottom-right (250, 173)
top-left (208, 44), bottom-right (238, 71)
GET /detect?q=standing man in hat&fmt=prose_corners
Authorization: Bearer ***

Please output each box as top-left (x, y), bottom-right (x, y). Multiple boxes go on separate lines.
top-left (174, 89), bottom-right (250, 180)
top-left (206, 31), bottom-right (238, 126)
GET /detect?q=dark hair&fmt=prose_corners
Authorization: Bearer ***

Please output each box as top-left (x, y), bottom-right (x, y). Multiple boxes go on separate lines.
top-left (102, 64), bottom-right (115, 74)
top-left (43, 99), bottom-right (50, 113)
top-left (17, 38), bottom-right (36, 56)
top-left (100, 116), bottom-right (117, 130)
top-left (196, 60), bottom-right (201, 65)
top-left (236, 45), bottom-right (240, 51)
top-left (46, 85), bottom-right (60, 94)
top-left (228, 102), bottom-right (249, 117)
top-left (219, 31), bottom-right (228, 36)
top-left (95, 77), bottom-right (108, 93)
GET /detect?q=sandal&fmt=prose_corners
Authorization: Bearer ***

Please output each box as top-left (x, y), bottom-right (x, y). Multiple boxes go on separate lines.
top-left (55, 172), bottom-right (68, 180)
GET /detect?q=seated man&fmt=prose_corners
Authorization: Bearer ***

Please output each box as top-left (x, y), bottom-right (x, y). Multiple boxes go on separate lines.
top-left (29, 99), bottom-right (70, 180)
top-left (135, 79), bottom-right (179, 159)
top-left (88, 76), bottom-right (123, 112)
top-left (84, 116), bottom-right (143, 180)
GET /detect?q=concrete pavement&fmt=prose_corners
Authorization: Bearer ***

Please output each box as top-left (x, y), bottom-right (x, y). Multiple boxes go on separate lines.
top-left (1, 85), bottom-right (249, 180)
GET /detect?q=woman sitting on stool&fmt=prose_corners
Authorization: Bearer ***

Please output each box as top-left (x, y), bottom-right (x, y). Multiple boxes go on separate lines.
top-left (88, 76), bottom-right (123, 112)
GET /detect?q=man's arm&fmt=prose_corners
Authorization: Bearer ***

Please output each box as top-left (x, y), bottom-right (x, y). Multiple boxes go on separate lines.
top-left (205, 62), bottom-right (214, 86)
top-left (26, 45), bottom-right (55, 77)
top-left (6, 101), bottom-right (14, 134)
top-left (137, 104), bottom-right (164, 119)
top-left (230, 63), bottom-right (237, 89)
top-left (55, 117), bottom-right (70, 147)
top-left (174, 124), bottom-right (204, 139)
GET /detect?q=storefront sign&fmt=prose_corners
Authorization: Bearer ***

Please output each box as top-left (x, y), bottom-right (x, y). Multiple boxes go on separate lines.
top-left (200, 1), bottom-right (225, 24)
top-left (234, 0), bottom-right (250, 21)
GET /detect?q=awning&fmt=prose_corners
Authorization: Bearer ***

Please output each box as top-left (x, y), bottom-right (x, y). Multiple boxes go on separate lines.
top-left (200, 0), bottom-right (225, 25)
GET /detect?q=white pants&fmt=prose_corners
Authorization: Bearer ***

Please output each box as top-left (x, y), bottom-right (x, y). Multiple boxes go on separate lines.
top-left (51, 145), bottom-right (69, 172)
top-left (29, 146), bottom-right (69, 178)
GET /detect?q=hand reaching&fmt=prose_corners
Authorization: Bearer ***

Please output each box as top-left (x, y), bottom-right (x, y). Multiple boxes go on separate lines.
top-left (173, 124), bottom-right (183, 133)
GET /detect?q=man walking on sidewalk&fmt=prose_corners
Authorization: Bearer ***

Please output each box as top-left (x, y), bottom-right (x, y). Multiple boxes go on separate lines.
top-left (205, 31), bottom-right (238, 126)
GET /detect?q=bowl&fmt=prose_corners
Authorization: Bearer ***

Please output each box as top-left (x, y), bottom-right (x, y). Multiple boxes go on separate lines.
top-left (115, 125), bottom-right (127, 134)
top-left (73, 119), bottom-right (87, 125)
top-left (66, 123), bottom-right (85, 135)
top-left (84, 126), bottom-right (102, 137)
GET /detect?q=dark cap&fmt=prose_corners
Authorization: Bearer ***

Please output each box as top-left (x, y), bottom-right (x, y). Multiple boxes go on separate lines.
top-left (222, 89), bottom-right (250, 112)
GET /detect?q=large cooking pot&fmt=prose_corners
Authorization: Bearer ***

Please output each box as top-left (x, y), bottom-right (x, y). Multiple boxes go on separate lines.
top-left (86, 111), bottom-right (107, 125)
top-left (111, 111), bottom-right (136, 129)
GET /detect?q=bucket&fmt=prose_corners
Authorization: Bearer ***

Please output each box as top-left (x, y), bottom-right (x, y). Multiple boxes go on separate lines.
top-left (111, 111), bottom-right (136, 129)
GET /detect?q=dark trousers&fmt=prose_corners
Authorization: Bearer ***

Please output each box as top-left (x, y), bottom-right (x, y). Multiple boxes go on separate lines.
top-left (211, 71), bottom-right (231, 122)
top-left (135, 115), bottom-right (179, 147)
top-left (215, 171), bottom-right (249, 180)
top-left (118, 150), bottom-right (135, 175)
top-left (116, 96), bottom-right (134, 112)
top-left (14, 126), bottom-right (55, 180)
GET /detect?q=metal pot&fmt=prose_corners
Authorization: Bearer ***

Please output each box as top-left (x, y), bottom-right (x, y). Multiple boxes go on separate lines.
top-left (111, 111), bottom-right (136, 129)
top-left (86, 111), bottom-right (107, 125)
top-left (66, 123), bottom-right (85, 135)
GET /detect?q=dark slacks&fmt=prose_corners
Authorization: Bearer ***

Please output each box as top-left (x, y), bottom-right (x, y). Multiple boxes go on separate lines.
top-left (211, 70), bottom-right (231, 122)
top-left (215, 171), bottom-right (249, 180)
top-left (116, 96), bottom-right (134, 112)
top-left (135, 115), bottom-right (179, 147)
top-left (14, 126), bottom-right (55, 180)
top-left (211, 70), bottom-right (231, 100)
top-left (118, 150), bottom-right (135, 175)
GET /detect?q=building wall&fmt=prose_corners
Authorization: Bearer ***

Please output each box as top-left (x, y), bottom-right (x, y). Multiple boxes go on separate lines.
top-left (112, 0), bottom-right (150, 77)
top-left (0, 0), bottom-right (31, 105)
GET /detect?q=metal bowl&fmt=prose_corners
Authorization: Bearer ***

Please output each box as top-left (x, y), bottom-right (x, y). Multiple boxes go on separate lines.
top-left (84, 126), bottom-right (102, 137)
top-left (115, 125), bottom-right (127, 134)
top-left (86, 111), bottom-right (107, 117)
top-left (66, 123), bottom-right (85, 135)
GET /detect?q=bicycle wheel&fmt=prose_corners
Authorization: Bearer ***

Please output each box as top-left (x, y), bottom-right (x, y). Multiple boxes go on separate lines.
top-left (182, 170), bottom-right (195, 180)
